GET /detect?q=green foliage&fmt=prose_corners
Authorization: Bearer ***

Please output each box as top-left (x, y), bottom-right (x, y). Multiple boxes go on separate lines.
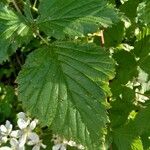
top-left (0, 0), bottom-right (150, 149)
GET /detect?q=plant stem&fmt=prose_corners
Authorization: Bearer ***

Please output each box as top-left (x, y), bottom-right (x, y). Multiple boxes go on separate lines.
top-left (100, 30), bottom-right (105, 47)
top-left (36, 32), bottom-right (49, 45)
top-left (33, 0), bottom-right (38, 9)
top-left (32, 0), bottom-right (38, 12)
top-left (12, 0), bottom-right (22, 14)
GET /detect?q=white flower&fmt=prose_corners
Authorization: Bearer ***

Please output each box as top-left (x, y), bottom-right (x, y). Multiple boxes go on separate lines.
top-left (52, 135), bottom-right (85, 150)
top-left (10, 138), bottom-right (25, 150)
top-left (17, 112), bottom-right (38, 147)
top-left (52, 144), bottom-right (66, 150)
top-left (0, 112), bottom-right (44, 150)
top-left (63, 140), bottom-right (76, 147)
top-left (17, 112), bottom-right (31, 130)
top-left (77, 144), bottom-right (84, 149)
top-left (0, 120), bottom-right (13, 143)
top-left (27, 133), bottom-right (46, 150)
top-left (10, 130), bottom-right (21, 139)
top-left (51, 135), bottom-right (62, 144)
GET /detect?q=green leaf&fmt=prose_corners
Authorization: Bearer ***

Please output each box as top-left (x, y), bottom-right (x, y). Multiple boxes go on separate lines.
top-left (136, 27), bottom-right (150, 40)
top-left (0, 3), bottom-right (32, 63)
top-left (112, 50), bottom-right (138, 84)
top-left (120, 0), bottom-right (141, 22)
top-left (110, 86), bottom-right (135, 128)
top-left (37, 0), bottom-right (119, 39)
top-left (17, 42), bottom-right (115, 149)
top-left (134, 105), bottom-right (150, 135)
top-left (134, 35), bottom-right (150, 58)
top-left (134, 35), bottom-right (150, 75)
top-left (141, 133), bottom-right (150, 150)
top-left (137, 0), bottom-right (150, 25)
top-left (103, 21), bottom-right (125, 47)
top-left (113, 123), bottom-right (143, 150)
top-left (0, 84), bottom-right (16, 123)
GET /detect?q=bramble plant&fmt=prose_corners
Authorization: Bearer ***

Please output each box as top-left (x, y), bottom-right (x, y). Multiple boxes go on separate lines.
top-left (0, 0), bottom-right (150, 149)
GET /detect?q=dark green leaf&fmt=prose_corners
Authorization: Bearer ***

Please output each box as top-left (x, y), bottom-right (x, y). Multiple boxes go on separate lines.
top-left (134, 35), bottom-right (150, 74)
top-left (120, 0), bottom-right (141, 22)
top-left (137, 0), bottom-right (150, 25)
top-left (0, 3), bottom-right (32, 63)
top-left (103, 21), bottom-right (125, 47)
top-left (113, 123), bottom-right (143, 150)
top-left (134, 105), bottom-right (150, 135)
top-left (38, 0), bottom-right (119, 39)
top-left (113, 50), bottom-right (138, 84)
top-left (17, 42), bottom-right (115, 149)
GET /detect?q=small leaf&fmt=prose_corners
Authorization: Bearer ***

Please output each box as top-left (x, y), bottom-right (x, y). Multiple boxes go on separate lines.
top-left (0, 3), bottom-right (32, 63)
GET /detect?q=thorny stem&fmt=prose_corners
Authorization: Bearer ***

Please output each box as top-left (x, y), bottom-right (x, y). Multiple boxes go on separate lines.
top-left (12, 0), bottom-right (22, 14)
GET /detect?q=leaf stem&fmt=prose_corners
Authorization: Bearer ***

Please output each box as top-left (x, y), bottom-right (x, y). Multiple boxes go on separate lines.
top-left (36, 32), bottom-right (49, 45)
top-left (100, 30), bottom-right (105, 47)
top-left (12, 0), bottom-right (22, 14)
top-left (33, 0), bottom-right (38, 9)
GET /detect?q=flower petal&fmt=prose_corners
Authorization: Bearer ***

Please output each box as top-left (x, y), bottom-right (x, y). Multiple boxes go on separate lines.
top-left (29, 119), bottom-right (38, 130)
top-left (19, 133), bottom-right (27, 147)
top-left (10, 130), bottom-right (21, 138)
top-left (10, 138), bottom-right (18, 147)
top-left (41, 143), bottom-right (47, 149)
top-left (28, 132), bottom-right (39, 143)
top-left (18, 146), bottom-right (25, 150)
top-left (52, 144), bottom-right (66, 150)
top-left (17, 112), bottom-right (26, 119)
top-left (5, 120), bottom-right (13, 133)
top-left (17, 119), bottom-right (30, 129)
top-left (0, 125), bottom-right (7, 133)
top-left (32, 145), bottom-right (40, 150)
top-left (1, 136), bottom-right (8, 143)
top-left (0, 146), bottom-right (12, 150)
